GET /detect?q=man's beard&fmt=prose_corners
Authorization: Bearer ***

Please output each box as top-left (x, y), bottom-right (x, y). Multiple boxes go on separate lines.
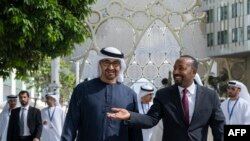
top-left (20, 101), bottom-right (28, 106)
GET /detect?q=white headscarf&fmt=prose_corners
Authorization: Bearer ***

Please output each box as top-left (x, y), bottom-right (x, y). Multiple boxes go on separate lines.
top-left (194, 73), bottom-right (203, 86)
top-left (137, 83), bottom-right (155, 116)
top-left (95, 47), bottom-right (126, 83)
top-left (139, 84), bottom-right (154, 98)
top-left (46, 92), bottom-right (61, 107)
top-left (228, 80), bottom-right (250, 103)
top-left (1, 95), bottom-right (18, 113)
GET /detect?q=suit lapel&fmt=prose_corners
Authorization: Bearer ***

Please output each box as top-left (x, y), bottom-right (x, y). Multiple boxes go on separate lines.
top-left (190, 85), bottom-right (203, 126)
top-left (27, 106), bottom-right (32, 128)
top-left (17, 107), bottom-right (21, 125)
top-left (172, 85), bottom-right (187, 127)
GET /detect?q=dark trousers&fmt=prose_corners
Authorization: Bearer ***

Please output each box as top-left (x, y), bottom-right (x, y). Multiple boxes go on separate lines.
top-left (18, 136), bottom-right (33, 141)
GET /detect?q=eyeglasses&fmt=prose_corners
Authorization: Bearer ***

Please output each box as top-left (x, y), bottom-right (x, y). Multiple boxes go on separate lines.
top-left (100, 60), bottom-right (120, 67)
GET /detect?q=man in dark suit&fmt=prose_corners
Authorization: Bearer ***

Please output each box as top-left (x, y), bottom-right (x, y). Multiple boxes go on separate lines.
top-left (108, 55), bottom-right (225, 141)
top-left (7, 90), bottom-right (42, 141)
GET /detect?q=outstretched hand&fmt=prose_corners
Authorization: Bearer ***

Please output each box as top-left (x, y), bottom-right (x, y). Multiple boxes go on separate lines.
top-left (107, 108), bottom-right (130, 120)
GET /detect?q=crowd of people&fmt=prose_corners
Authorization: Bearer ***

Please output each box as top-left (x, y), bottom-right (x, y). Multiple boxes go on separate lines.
top-left (0, 90), bottom-right (65, 141)
top-left (0, 46), bottom-right (250, 141)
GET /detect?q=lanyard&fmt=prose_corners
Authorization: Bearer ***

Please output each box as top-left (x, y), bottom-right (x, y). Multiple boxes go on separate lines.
top-left (48, 107), bottom-right (56, 122)
top-left (227, 98), bottom-right (239, 121)
top-left (141, 102), bottom-right (149, 114)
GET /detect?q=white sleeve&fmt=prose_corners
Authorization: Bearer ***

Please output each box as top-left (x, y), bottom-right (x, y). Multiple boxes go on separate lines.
top-left (242, 103), bottom-right (250, 124)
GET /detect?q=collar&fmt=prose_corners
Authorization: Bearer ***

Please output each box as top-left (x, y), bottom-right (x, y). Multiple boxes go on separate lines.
top-left (21, 105), bottom-right (29, 110)
top-left (178, 81), bottom-right (196, 95)
top-left (49, 106), bottom-right (56, 109)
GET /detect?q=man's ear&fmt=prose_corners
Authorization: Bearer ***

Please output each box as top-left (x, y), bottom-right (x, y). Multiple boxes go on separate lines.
top-left (192, 68), bottom-right (197, 75)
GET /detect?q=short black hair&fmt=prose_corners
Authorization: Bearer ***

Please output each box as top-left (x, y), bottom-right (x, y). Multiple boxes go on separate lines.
top-left (18, 90), bottom-right (30, 97)
top-left (180, 55), bottom-right (198, 69)
top-left (161, 78), bottom-right (169, 85)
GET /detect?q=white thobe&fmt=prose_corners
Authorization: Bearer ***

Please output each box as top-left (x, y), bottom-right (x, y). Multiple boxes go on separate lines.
top-left (138, 102), bottom-right (154, 141)
top-left (40, 106), bottom-right (65, 141)
top-left (0, 109), bottom-right (11, 141)
top-left (150, 120), bottom-right (163, 141)
top-left (221, 97), bottom-right (250, 125)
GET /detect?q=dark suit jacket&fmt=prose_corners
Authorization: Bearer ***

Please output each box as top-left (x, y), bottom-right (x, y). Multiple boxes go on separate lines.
top-left (7, 106), bottom-right (42, 141)
top-left (128, 84), bottom-right (225, 141)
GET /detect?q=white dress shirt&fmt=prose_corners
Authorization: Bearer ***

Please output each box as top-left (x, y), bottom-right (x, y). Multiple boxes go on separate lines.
top-left (178, 82), bottom-right (197, 123)
top-left (19, 105), bottom-right (31, 136)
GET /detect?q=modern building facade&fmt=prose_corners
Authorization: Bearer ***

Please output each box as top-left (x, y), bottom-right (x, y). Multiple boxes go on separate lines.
top-left (202, 0), bottom-right (250, 89)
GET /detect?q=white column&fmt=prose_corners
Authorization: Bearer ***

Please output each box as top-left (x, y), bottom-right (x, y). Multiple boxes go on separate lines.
top-left (75, 61), bottom-right (80, 85)
top-left (211, 61), bottom-right (218, 77)
top-left (51, 57), bottom-right (60, 95)
top-left (11, 69), bottom-right (16, 95)
top-left (0, 77), bottom-right (3, 102)
top-left (30, 78), bottom-right (35, 100)
top-left (30, 86), bottom-right (35, 101)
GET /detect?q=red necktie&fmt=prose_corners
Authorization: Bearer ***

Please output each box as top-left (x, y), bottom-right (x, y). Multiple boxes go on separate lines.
top-left (182, 88), bottom-right (189, 124)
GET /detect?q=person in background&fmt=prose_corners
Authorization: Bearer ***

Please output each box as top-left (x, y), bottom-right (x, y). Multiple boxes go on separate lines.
top-left (137, 84), bottom-right (154, 141)
top-left (108, 55), bottom-right (225, 141)
top-left (7, 90), bottom-right (42, 141)
top-left (40, 93), bottom-right (65, 141)
top-left (221, 80), bottom-right (250, 124)
top-left (0, 95), bottom-right (18, 141)
top-left (161, 78), bottom-right (169, 88)
top-left (61, 47), bottom-right (142, 141)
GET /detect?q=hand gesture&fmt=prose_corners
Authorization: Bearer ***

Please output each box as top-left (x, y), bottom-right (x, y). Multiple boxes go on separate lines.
top-left (107, 108), bottom-right (130, 120)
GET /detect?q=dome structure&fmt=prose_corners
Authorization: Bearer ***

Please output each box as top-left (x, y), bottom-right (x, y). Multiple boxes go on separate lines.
top-left (70, 0), bottom-right (211, 88)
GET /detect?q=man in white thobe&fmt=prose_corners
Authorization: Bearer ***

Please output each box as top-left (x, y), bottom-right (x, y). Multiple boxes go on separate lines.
top-left (40, 93), bottom-right (65, 141)
top-left (137, 84), bottom-right (155, 141)
top-left (221, 80), bottom-right (250, 124)
top-left (0, 95), bottom-right (17, 141)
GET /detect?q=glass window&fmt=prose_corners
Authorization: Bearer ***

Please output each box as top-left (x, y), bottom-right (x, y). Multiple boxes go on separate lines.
top-left (248, 0), bottom-right (250, 15)
top-left (218, 31), bottom-right (221, 45)
top-left (238, 27), bottom-right (244, 42)
top-left (247, 26), bottom-right (250, 40)
top-left (232, 3), bottom-right (237, 18)
top-left (217, 7), bottom-right (221, 21)
top-left (223, 30), bottom-right (228, 44)
top-left (232, 28), bottom-right (238, 42)
top-left (218, 30), bottom-right (228, 45)
top-left (206, 9), bottom-right (213, 23)
top-left (238, 2), bottom-right (243, 16)
top-left (232, 3), bottom-right (242, 18)
top-left (221, 6), bottom-right (228, 20)
top-left (207, 33), bottom-right (213, 47)
top-left (232, 27), bottom-right (244, 42)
